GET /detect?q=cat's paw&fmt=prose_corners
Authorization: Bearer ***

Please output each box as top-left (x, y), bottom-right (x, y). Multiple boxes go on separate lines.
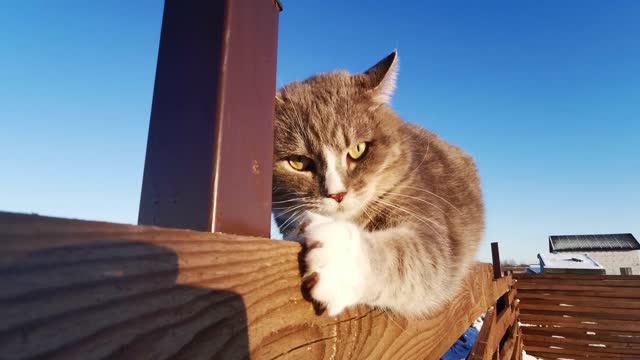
top-left (301, 212), bottom-right (371, 316)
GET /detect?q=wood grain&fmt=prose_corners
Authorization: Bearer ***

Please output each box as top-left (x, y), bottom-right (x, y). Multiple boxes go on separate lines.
top-left (515, 274), bottom-right (640, 359)
top-left (515, 273), bottom-right (638, 281)
top-left (515, 282), bottom-right (640, 295)
top-left (517, 288), bottom-right (637, 299)
top-left (519, 303), bottom-right (640, 320)
top-left (468, 283), bottom-right (520, 360)
top-left (524, 345), bottom-right (635, 359)
top-left (518, 293), bottom-right (640, 309)
top-left (0, 212), bottom-right (508, 360)
top-left (468, 306), bottom-right (496, 360)
top-left (521, 326), bottom-right (640, 344)
top-left (499, 322), bottom-right (518, 360)
top-left (523, 334), bottom-right (640, 351)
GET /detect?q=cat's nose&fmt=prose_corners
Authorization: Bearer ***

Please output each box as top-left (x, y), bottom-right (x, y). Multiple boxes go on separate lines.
top-left (328, 192), bottom-right (347, 203)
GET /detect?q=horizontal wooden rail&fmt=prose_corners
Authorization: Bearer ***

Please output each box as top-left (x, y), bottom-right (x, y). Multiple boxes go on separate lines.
top-left (0, 212), bottom-right (510, 359)
top-left (515, 273), bottom-right (640, 359)
top-left (514, 273), bottom-right (639, 281)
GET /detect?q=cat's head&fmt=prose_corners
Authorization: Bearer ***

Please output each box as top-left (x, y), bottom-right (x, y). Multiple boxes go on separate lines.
top-left (273, 51), bottom-right (412, 235)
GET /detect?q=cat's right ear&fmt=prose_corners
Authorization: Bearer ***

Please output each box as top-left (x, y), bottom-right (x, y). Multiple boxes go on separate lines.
top-left (363, 50), bottom-right (399, 106)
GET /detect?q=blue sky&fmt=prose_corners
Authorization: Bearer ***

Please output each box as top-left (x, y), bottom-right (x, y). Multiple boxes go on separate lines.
top-left (1, 1), bottom-right (638, 263)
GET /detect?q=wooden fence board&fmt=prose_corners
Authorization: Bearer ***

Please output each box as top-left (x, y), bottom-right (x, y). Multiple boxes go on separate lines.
top-left (524, 342), bottom-right (637, 359)
top-left (516, 271), bottom-right (640, 358)
top-left (524, 348), bottom-right (617, 360)
top-left (523, 334), bottom-right (640, 351)
top-left (516, 288), bottom-right (638, 299)
top-left (499, 322), bottom-right (518, 360)
top-left (514, 326), bottom-right (523, 360)
top-left (519, 314), bottom-right (640, 332)
top-left (515, 282), bottom-right (640, 295)
top-left (515, 273), bottom-right (638, 281)
top-left (0, 212), bottom-right (508, 360)
top-left (518, 306), bottom-right (640, 321)
top-left (468, 307), bottom-right (496, 360)
top-left (469, 284), bottom-right (520, 360)
top-left (490, 307), bottom-right (519, 356)
top-left (524, 340), bottom-right (640, 356)
top-left (521, 326), bottom-right (640, 344)
top-left (518, 293), bottom-right (640, 309)
top-left (516, 278), bottom-right (640, 288)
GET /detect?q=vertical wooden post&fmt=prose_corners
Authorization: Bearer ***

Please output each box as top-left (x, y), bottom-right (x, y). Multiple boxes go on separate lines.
top-left (491, 242), bottom-right (502, 280)
top-left (491, 242), bottom-right (507, 314)
top-left (138, 0), bottom-right (282, 237)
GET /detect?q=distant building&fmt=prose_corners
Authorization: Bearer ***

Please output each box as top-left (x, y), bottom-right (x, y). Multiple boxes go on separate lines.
top-left (547, 233), bottom-right (640, 275)
top-left (538, 253), bottom-right (605, 274)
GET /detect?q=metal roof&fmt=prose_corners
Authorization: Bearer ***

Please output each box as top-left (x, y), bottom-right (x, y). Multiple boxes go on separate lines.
top-left (549, 233), bottom-right (639, 252)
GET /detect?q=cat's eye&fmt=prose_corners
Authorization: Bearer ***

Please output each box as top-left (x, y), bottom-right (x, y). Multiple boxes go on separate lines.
top-left (288, 157), bottom-right (311, 171)
top-left (348, 142), bottom-right (367, 160)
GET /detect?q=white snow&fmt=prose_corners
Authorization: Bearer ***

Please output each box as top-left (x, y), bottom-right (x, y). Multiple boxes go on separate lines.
top-left (538, 253), bottom-right (604, 270)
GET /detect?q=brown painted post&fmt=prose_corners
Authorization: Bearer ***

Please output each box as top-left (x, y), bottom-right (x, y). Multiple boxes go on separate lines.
top-left (138, 0), bottom-right (282, 237)
top-left (491, 242), bottom-right (502, 280)
top-left (491, 242), bottom-right (508, 314)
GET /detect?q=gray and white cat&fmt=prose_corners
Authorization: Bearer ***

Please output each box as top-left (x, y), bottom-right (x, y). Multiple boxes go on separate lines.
top-left (272, 51), bottom-right (484, 317)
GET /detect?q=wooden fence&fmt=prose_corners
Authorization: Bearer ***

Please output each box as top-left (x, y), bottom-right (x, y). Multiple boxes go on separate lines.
top-left (465, 243), bottom-right (523, 360)
top-left (0, 212), bottom-right (520, 359)
top-left (515, 273), bottom-right (640, 359)
top-left (468, 272), bottom-right (522, 360)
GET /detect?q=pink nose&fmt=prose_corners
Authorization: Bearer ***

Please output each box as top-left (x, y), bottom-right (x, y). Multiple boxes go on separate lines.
top-left (328, 192), bottom-right (346, 203)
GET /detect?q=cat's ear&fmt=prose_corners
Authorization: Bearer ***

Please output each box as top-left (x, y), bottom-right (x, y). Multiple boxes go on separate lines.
top-left (363, 50), bottom-right (398, 105)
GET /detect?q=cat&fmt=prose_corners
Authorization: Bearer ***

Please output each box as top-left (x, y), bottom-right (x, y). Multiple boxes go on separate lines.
top-left (272, 50), bottom-right (484, 317)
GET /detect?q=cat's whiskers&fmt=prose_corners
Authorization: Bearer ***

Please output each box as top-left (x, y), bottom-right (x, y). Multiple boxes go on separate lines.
top-left (364, 200), bottom-right (385, 219)
top-left (280, 207), bottom-right (314, 237)
top-left (363, 199), bottom-right (391, 225)
top-left (272, 205), bottom-right (306, 213)
top-left (273, 203), bottom-right (311, 219)
top-left (279, 209), bottom-right (306, 235)
top-left (371, 198), bottom-right (447, 242)
top-left (272, 196), bottom-right (313, 205)
top-left (374, 191), bottom-right (447, 215)
top-left (394, 185), bottom-right (462, 214)
top-left (374, 197), bottom-right (446, 231)
top-left (361, 205), bottom-right (377, 228)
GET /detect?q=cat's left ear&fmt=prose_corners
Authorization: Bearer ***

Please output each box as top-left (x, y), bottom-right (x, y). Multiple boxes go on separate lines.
top-left (363, 50), bottom-right (398, 105)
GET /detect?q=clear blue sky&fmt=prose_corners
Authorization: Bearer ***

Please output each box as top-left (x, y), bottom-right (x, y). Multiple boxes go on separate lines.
top-left (1, 1), bottom-right (638, 263)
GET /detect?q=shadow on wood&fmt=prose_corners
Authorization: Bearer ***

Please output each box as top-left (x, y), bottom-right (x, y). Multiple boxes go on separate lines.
top-left (0, 232), bottom-right (249, 359)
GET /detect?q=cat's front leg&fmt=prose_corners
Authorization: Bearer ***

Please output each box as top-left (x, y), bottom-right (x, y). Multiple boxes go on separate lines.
top-left (301, 212), bottom-right (372, 316)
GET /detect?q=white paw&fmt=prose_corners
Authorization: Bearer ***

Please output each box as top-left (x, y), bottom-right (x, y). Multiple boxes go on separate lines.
top-left (301, 212), bottom-right (371, 316)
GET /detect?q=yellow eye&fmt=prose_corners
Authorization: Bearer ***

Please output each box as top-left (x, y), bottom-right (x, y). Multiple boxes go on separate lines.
top-left (288, 157), bottom-right (310, 171)
top-left (348, 142), bottom-right (367, 160)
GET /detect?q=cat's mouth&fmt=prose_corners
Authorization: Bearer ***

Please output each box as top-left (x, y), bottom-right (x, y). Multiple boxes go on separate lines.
top-left (317, 192), bottom-right (368, 221)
